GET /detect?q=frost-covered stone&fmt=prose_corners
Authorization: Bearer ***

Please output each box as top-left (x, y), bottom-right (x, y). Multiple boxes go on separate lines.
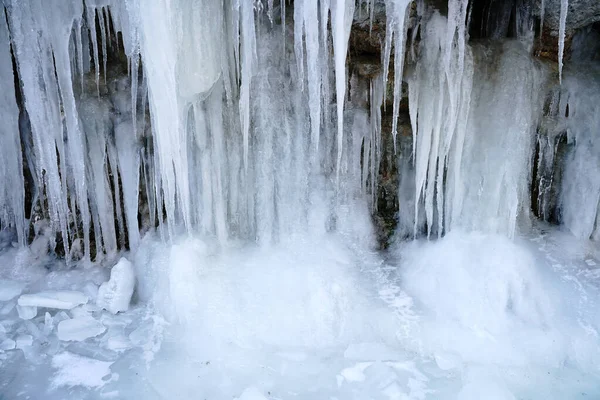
top-left (18, 291), bottom-right (88, 310)
top-left (17, 304), bottom-right (37, 320)
top-left (0, 279), bottom-right (25, 301)
top-left (57, 317), bottom-right (106, 342)
top-left (96, 258), bottom-right (135, 314)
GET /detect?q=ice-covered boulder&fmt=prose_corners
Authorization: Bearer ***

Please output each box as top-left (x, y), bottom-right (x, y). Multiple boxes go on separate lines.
top-left (18, 291), bottom-right (88, 310)
top-left (96, 258), bottom-right (135, 314)
top-left (57, 317), bottom-right (106, 342)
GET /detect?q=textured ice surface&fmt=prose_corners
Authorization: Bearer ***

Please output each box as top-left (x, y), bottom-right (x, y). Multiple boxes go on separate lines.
top-left (97, 258), bottom-right (135, 314)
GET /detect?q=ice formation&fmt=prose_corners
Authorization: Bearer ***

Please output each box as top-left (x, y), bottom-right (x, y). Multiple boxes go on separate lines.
top-left (18, 291), bottom-right (89, 310)
top-left (0, 0), bottom-right (599, 398)
top-left (57, 316), bottom-right (106, 341)
top-left (96, 257), bottom-right (135, 314)
top-left (409, 8), bottom-right (547, 238)
top-left (558, 0), bottom-right (569, 83)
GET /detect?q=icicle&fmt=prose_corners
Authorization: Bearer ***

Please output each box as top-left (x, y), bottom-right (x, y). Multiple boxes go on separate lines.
top-left (86, 6), bottom-right (101, 96)
top-left (282, 0), bottom-right (286, 51)
top-left (331, 0), bottom-right (355, 182)
top-left (410, 8), bottom-right (547, 239)
top-left (206, 84), bottom-right (228, 245)
top-left (239, 0), bottom-right (257, 171)
top-left (267, 0), bottom-right (274, 24)
top-left (115, 120), bottom-right (141, 250)
top-left (558, 0), bottom-right (568, 84)
top-left (387, 0), bottom-right (411, 151)
top-left (98, 7), bottom-right (108, 84)
top-left (74, 20), bottom-right (85, 92)
top-left (9, 0), bottom-right (93, 260)
top-left (0, 7), bottom-right (25, 245)
top-left (293, 0), bottom-right (305, 89)
top-left (303, 0), bottom-right (322, 155)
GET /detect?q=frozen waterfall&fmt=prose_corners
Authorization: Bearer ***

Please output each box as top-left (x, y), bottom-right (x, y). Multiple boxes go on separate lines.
top-left (0, 0), bottom-right (600, 399)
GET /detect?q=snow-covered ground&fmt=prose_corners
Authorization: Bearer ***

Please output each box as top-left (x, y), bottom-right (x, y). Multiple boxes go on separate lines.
top-left (0, 224), bottom-right (599, 399)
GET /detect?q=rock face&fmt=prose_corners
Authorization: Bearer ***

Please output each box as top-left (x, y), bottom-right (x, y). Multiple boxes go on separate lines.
top-left (539, 0), bottom-right (600, 35)
top-left (96, 258), bottom-right (136, 314)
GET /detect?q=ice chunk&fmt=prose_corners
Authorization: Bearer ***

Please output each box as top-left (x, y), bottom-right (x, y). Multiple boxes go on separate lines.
top-left (96, 258), bottom-right (135, 314)
top-left (44, 312), bottom-right (54, 336)
top-left (54, 311), bottom-right (71, 324)
top-left (70, 303), bottom-right (101, 319)
top-left (17, 304), bottom-right (37, 320)
top-left (15, 334), bottom-right (33, 348)
top-left (18, 291), bottom-right (88, 310)
top-left (0, 279), bottom-right (25, 301)
top-left (0, 338), bottom-right (15, 351)
top-left (57, 317), bottom-right (106, 342)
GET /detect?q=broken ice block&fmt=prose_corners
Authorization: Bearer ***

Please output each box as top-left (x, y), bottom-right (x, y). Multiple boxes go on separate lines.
top-left (57, 317), bottom-right (106, 342)
top-left (15, 334), bottom-right (33, 348)
top-left (17, 304), bottom-right (37, 320)
top-left (18, 290), bottom-right (88, 310)
top-left (97, 258), bottom-right (135, 314)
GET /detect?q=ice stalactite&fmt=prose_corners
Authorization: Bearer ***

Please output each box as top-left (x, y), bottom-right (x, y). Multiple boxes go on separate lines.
top-left (239, 0), bottom-right (257, 172)
top-left (410, 7), bottom-right (548, 238)
top-left (409, 4), bottom-right (472, 238)
top-left (382, 0), bottom-right (412, 151)
top-left (8, 1), bottom-right (90, 261)
top-left (295, 0), bottom-right (323, 156)
top-left (558, 0), bottom-right (568, 83)
top-left (0, 8), bottom-right (25, 245)
top-left (0, 0), bottom-right (378, 256)
top-left (557, 65), bottom-right (600, 240)
top-left (331, 0), bottom-right (355, 182)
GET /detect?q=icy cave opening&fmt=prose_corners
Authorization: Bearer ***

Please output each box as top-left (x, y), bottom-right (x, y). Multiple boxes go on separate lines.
top-left (1, 0), bottom-right (600, 399)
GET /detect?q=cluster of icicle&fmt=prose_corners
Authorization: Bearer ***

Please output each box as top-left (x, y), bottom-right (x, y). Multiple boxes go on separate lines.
top-left (0, 0), bottom-right (580, 261)
top-left (408, 0), bottom-right (549, 238)
top-left (0, 0), bottom-right (415, 262)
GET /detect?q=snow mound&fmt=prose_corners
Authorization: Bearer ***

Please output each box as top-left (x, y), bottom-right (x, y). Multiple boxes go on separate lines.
top-left (397, 231), bottom-right (599, 370)
top-left (135, 235), bottom-right (399, 349)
